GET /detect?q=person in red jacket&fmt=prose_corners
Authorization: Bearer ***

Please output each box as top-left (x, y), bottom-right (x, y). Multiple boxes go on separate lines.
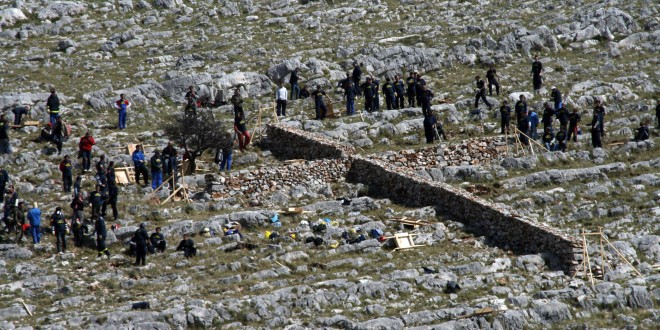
top-left (78, 131), bottom-right (95, 173)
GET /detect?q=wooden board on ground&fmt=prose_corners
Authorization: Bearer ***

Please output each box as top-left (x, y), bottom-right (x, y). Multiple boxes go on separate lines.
top-left (388, 217), bottom-right (434, 229)
top-left (390, 232), bottom-right (423, 250)
top-left (456, 307), bottom-right (497, 320)
top-left (114, 167), bottom-right (135, 185)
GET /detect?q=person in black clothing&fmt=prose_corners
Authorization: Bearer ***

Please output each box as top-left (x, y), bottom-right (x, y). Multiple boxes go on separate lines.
top-left (230, 89), bottom-right (243, 116)
top-left (46, 88), bottom-right (60, 126)
top-left (311, 86), bottom-right (328, 120)
top-left (161, 142), bottom-right (176, 179)
top-left (3, 186), bottom-right (18, 233)
top-left (382, 78), bottom-right (396, 110)
top-left (567, 108), bottom-right (581, 142)
top-left (593, 99), bottom-right (606, 136)
top-left (149, 227), bottom-right (166, 253)
top-left (102, 184), bottom-right (119, 221)
top-left (299, 85), bottom-right (310, 99)
top-left (423, 113), bottom-right (437, 143)
top-left (176, 233), bottom-right (196, 258)
top-left (486, 65), bottom-right (500, 96)
top-left (343, 81), bottom-right (356, 116)
top-left (590, 110), bottom-right (602, 148)
top-left (71, 218), bottom-right (84, 247)
top-left (541, 102), bottom-right (555, 131)
top-left (371, 78), bottom-right (381, 112)
top-left (531, 55), bottom-right (543, 94)
top-left (393, 75), bottom-right (405, 109)
top-left (656, 99), bottom-right (660, 128)
top-left (96, 216), bottom-right (111, 257)
top-left (352, 62), bottom-right (362, 96)
top-left (550, 86), bottom-right (563, 110)
top-left (184, 86), bottom-right (197, 116)
top-left (52, 116), bottom-right (64, 155)
top-left (542, 127), bottom-right (554, 151)
top-left (361, 77), bottom-right (375, 112)
top-left (634, 122), bottom-right (650, 142)
top-left (70, 192), bottom-right (84, 223)
top-left (106, 161), bottom-right (116, 187)
top-left (515, 95), bottom-right (528, 125)
top-left (134, 223), bottom-right (149, 266)
top-left (51, 207), bottom-right (67, 253)
top-left (518, 115), bottom-right (530, 146)
top-left (474, 76), bottom-right (492, 109)
top-left (0, 166), bottom-right (9, 198)
top-left (555, 126), bottom-right (567, 152)
top-left (415, 74), bottom-right (427, 107)
top-left (499, 100), bottom-right (512, 134)
top-left (0, 115), bottom-right (11, 155)
top-left (289, 67), bottom-right (300, 100)
top-left (89, 185), bottom-right (104, 220)
top-left (406, 72), bottom-right (416, 107)
top-left (11, 104), bottom-right (30, 126)
top-left (556, 106), bottom-right (569, 128)
top-left (419, 85), bottom-right (434, 117)
top-left (59, 155), bottom-right (73, 192)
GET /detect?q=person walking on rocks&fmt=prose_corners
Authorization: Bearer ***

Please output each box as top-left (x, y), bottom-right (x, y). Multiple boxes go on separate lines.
top-left (393, 75), bottom-right (405, 109)
top-left (276, 82), bottom-right (288, 117)
top-left (184, 86), bottom-right (198, 116)
top-left (95, 216), bottom-right (111, 258)
top-left (234, 109), bottom-right (251, 152)
top-left (312, 86), bottom-right (328, 120)
top-left (11, 104), bottom-right (30, 126)
top-left (344, 81), bottom-right (356, 116)
top-left (567, 108), bottom-right (581, 142)
top-left (515, 95), bottom-right (528, 124)
top-left (51, 207), bottom-right (67, 254)
top-left (382, 78), bottom-right (396, 110)
top-left (590, 109), bottom-right (603, 148)
top-left (655, 99), bottom-right (660, 128)
top-left (419, 85), bottom-right (434, 117)
top-left (27, 202), bottom-right (41, 245)
top-left (134, 223), bottom-right (149, 266)
top-left (474, 76), bottom-right (492, 110)
top-left (550, 86), bottom-right (562, 110)
top-left (371, 77), bottom-right (381, 112)
top-left (102, 163), bottom-right (119, 221)
top-left (78, 131), bottom-right (95, 173)
top-left (555, 125), bottom-right (567, 152)
top-left (46, 88), bottom-right (60, 126)
top-left (52, 116), bottom-right (64, 155)
top-left (361, 77), bottom-right (375, 113)
top-left (352, 62), bottom-right (362, 96)
top-left (406, 71), bottom-right (417, 108)
top-left (70, 192), bottom-right (84, 224)
top-left (114, 94), bottom-right (131, 130)
top-left (176, 233), bottom-right (196, 258)
top-left (289, 67), bottom-right (300, 100)
top-left (593, 99), bottom-right (606, 136)
top-left (132, 145), bottom-right (149, 186)
top-left (531, 55), bottom-right (543, 94)
top-left (499, 100), bottom-right (511, 134)
top-left (0, 115), bottom-right (11, 155)
top-left (59, 155), bottom-right (73, 193)
top-left (486, 65), bottom-right (500, 96)
top-left (0, 165), bottom-right (9, 197)
top-left (219, 133), bottom-right (234, 172)
top-left (3, 186), bottom-right (18, 233)
top-left (14, 202), bottom-right (26, 242)
top-left (89, 185), bottom-right (104, 220)
top-left (150, 150), bottom-right (163, 190)
top-left (231, 88), bottom-right (243, 117)
top-left (541, 102), bottom-right (555, 131)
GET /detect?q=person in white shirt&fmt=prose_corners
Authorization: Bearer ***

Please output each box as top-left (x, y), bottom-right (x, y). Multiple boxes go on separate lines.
top-left (276, 83), bottom-right (288, 117)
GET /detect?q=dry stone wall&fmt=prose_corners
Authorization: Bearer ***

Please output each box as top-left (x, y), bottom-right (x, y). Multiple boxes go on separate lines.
top-left (266, 123), bottom-right (356, 160)
top-left (256, 123), bottom-right (582, 272)
top-left (346, 156), bottom-right (582, 273)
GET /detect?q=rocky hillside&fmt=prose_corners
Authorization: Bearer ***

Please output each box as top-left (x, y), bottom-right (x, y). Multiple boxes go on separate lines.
top-left (0, 0), bottom-right (658, 329)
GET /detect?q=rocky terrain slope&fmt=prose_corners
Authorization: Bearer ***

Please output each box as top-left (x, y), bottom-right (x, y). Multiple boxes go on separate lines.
top-left (0, 0), bottom-right (658, 329)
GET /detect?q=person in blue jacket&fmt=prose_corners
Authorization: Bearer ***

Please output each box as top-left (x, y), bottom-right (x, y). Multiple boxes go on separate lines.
top-left (132, 144), bottom-right (149, 186)
top-left (529, 110), bottom-right (539, 139)
top-left (27, 202), bottom-right (41, 244)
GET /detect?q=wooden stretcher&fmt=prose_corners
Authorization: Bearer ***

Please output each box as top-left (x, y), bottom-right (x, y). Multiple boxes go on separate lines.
top-left (10, 120), bottom-right (40, 128)
top-left (385, 232), bottom-right (424, 251)
top-left (114, 167), bottom-right (136, 185)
